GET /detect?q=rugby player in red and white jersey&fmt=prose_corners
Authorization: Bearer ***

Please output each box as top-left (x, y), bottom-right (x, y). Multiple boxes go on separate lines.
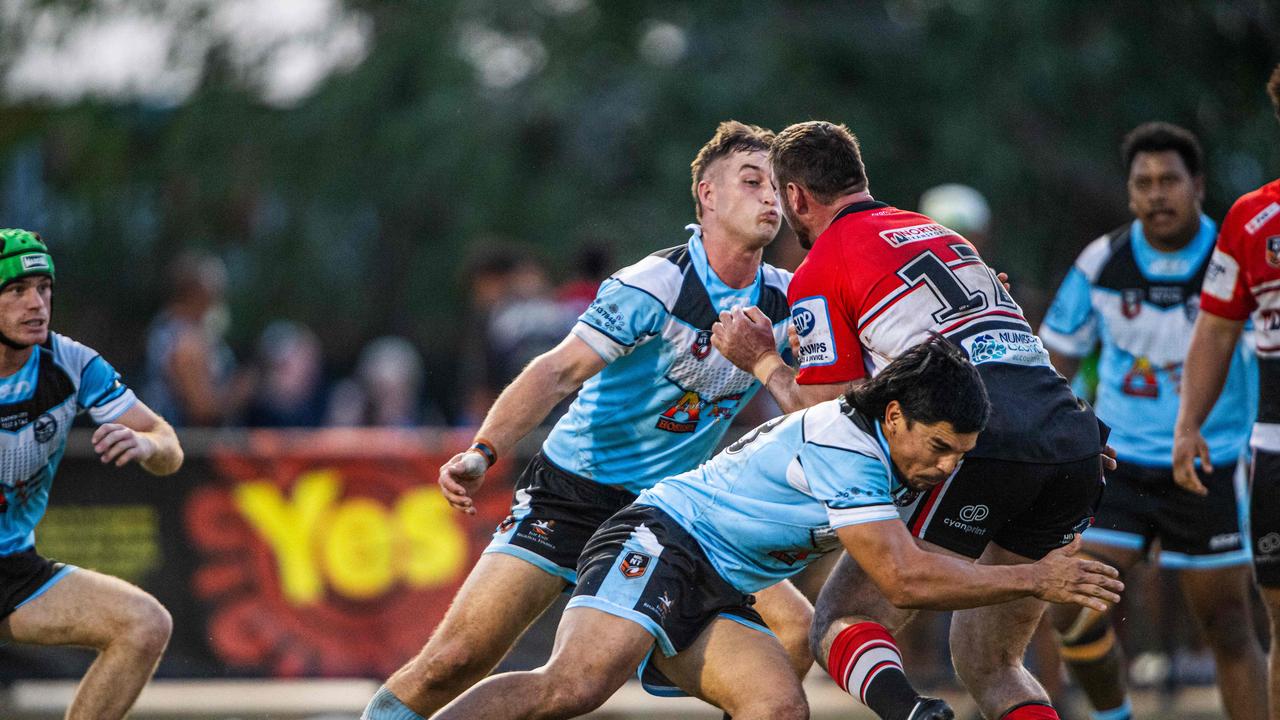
top-left (712, 121), bottom-right (1110, 720)
top-left (1175, 64), bottom-right (1280, 720)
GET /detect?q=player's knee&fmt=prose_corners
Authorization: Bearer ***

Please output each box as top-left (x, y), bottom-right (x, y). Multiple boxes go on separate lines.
top-left (538, 674), bottom-right (612, 717)
top-left (1196, 598), bottom-right (1257, 655)
top-left (738, 686), bottom-right (808, 720)
top-left (119, 593), bottom-right (172, 658)
top-left (413, 640), bottom-right (495, 693)
top-left (1054, 606), bottom-right (1115, 665)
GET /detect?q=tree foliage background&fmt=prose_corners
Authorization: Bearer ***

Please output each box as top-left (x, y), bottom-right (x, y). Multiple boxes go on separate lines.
top-left (0, 0), bottom-right (1275, 419)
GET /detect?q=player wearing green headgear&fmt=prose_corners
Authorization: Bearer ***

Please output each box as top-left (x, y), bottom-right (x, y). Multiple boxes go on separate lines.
top-left (0, 228), bottom-right (184, 720)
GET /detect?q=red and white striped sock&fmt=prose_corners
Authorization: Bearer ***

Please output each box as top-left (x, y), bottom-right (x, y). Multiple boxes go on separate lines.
top-left (826, 622), bottom-right (919, 719)
top-left (1001, 701), bottom-right (1060, 719)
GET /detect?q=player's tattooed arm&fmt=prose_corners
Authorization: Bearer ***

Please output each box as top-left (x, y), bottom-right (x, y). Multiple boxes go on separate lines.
top-left (1173, 312), bottom-right (1246, 495)
top-left (440, 334), bottom-right (607, 514)
top-left (712, 307), bottom-right (846, 413)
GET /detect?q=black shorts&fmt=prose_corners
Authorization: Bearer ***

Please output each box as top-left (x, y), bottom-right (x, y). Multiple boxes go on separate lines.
top-left (1251, 450), bottom-right (1280, 587)
top-left (568, 504), bottom-right (770, 661)
top-left (903, 454), bottom-right (1104, 560)
top-left (483, 452), bottom-right (637, 585)
top-left (0, 549), bottom-right (72, 618)
top-left (1086, 460), bottom-right (1247, 568)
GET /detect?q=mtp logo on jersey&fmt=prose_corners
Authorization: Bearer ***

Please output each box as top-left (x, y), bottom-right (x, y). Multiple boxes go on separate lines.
top-left (791, 296), bottom-right (836, 368)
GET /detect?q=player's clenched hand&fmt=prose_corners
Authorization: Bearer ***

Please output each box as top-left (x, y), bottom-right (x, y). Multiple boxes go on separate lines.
top-left (1101, 444), bottom-right (1118, 473)
top-left (1171, 428), bottom-right (1211, 496)
top-left (996, 271), bottom-right (1012, 293)
top-left (92, 423), bottom-right (156, 468)
top-left (439, 450), bottom-right (487, 515)
top-left (1031, 536), bottom-right (1123, 612)
top-left (712, 306), bottom-right (777, 375)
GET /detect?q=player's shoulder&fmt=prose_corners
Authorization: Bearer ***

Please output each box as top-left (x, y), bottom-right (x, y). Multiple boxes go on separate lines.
top-left (607, 244), bottom-right (691, 311)
top-left (46, 331), bottom-right (102, 372)
top-left (802, 400), bottom-right (885, 460)
top-left (1223, 179), bottom-right (1280, 239)
top-left (1073, 225), bottom-right (1130, 282)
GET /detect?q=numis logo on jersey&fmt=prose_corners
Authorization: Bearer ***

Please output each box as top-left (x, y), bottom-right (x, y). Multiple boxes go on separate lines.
top-left (1121, 288), bottom-right (1144, 318)
top-left (690, 329), bottom-right (712, 360)
top-left (619, 551), bottom-right (651, 578)
top-left (1267, 236), bottom-right (1280, 268)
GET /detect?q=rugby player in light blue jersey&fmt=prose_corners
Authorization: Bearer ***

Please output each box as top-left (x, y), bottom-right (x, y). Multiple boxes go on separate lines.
top-left (365, 122), bottom-right (815, 720)
top-left (1042, 123), bottom-right (1267, 720)
top-left (0, 229), bottom-right (183, 720)
top-left (430, 339), bottom-right (1123, 720)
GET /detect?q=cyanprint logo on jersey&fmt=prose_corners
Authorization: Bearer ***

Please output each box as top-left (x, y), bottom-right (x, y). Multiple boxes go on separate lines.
top-left (1121, 288), bottom-right (1144, 319)
top-left (1267, 236), bottom-right (1280, 268)
top-left (690, 330), bottom-right (712, 360)
top-left (619, 551), bottom-right (650, 579)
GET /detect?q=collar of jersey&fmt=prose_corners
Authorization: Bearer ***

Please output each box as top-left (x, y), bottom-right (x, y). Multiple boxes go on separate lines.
top-left (684, 224), bottom-right (762, 308)
top-left (0, 345), bottom-right (40, 404)
top-left (1128, 214), bottom-right (1217, 282)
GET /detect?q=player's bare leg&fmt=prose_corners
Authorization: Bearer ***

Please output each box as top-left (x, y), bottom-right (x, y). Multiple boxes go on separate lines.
top-left (1, 569), bottom-right (172, 720)
top-left (950, 544), bottom-right (1055, 719)
top-left (652, 615), bottom-right (808, 720)
top-left (431, 606), bottom-right (654, 720)
top-left (1178, 564), bottom-right (1268, 719)
top-left (1047, 544), bottom-right (1142, 717)
top-left (1260, 587), bottom-right (1280, 720)
top-left (374, 553), bottom-right (566, 718)
top-left (753, 579), bottom-right (815, 679)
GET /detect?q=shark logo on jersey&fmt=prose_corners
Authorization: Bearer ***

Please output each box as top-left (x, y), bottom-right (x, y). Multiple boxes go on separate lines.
top-left (690, 330), bottom-right (712, 360)
top-left (1121, 288), bottom-right (1144, 318)
top-left (32, 413), bottom-right (56, 444)
top-left (1267, 236), bottom-right (1280, 268)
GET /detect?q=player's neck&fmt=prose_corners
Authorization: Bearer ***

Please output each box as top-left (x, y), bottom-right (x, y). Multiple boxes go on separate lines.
top-left (0, 344), bottom-right (35, 378)
top-left (700, 229), bottom-right (763, 289)
top-left (813, 190), bottom-right (875, 238)
top-left (1143, 221), bottom-right (1199, 253)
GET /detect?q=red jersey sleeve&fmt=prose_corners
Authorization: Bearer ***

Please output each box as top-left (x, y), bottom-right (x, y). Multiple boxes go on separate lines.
top-left (789, 255), bottom-right (867, 385)
top-left (1201, 197), bottom-right (1261, 321)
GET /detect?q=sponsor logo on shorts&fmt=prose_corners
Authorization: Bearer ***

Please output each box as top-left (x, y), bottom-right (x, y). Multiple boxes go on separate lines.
top-left (1209, 532), bottom-right (1242, 551)
top-left (32, 413), bottom-right (56, 444)
top-left (1258, 532), bottom-right (1280, 556)
top-left (958, 504), bottom-right (989, 522)
top-left (1268, 236), bottom-right (1280, 268)
top-left (497, 515), bottom-right (517, 533)
top-left (878, 223), bottom-right (956, 247)
top-left (961, 331), bottom-right (1048, 368)
top-left (1246, 202), bottom-right (1280, 235)
top-left (690, 329), bottom-right (712, 360)
top-left (620, 551), bottom-right (651, 578)
top-left (516, 519), bottom-right (557, 549)
top-left (943, 517), bottom-right (988, 536)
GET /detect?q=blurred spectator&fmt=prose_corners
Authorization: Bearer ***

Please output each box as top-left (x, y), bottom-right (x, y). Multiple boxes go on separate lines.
top-left (554, 242), bottom-right (613, 315)
top-left (457, 246), bottom-right (575, 424)
top-left (326, 335), bottom-right (434, 427)
top-left (243, 320), bottom-right (328, 427)
top-left (143, 250), bottom-right (246, 426)
top-left (919, 182), bottom-right (992, 254)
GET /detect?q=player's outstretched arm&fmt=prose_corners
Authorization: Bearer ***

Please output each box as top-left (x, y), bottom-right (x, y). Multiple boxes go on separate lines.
top-left (711, 306), bottom-right (846, 413)
top-left (439, 333), bottom-right (606, 514)
top-left (836, 519), bottom-right (1122, 613)
top-left (1173, 311), bottom-right (1245, 495)
top-left (92, 401), bottom-right (184, 476)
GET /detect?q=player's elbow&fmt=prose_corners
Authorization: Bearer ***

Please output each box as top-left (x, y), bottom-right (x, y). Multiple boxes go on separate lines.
top-left (873, 565), bottom-right (922, 608)
top-left (531, 349), bottom-right (592, 397)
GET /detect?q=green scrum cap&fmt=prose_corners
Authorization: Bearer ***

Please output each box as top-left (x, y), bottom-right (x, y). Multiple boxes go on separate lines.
top-left (0, 229), bottom-right (54, 288)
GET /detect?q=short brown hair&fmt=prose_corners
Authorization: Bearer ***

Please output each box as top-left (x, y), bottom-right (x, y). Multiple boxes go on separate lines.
top-left (690, 121), bottom-right (775, 221)
top-left (1269, 64), bottom-right (1280, 123)
top-left (770, 121), bottom-right (868, 203)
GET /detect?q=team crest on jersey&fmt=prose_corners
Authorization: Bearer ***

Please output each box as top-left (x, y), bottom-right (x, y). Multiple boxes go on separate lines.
top-left (1184, 295), bottom-right (1200, 322)
top-left (690, 329), bottom-right (712, 360)
top-left (619, 551), bottom-right (650, 578)
top-left (1267, 236), bottom-right (1280, 268)
top-left (1120, 288), bottom-right (1144, 318)
top-left (32, 413), bottom-right (56, 443)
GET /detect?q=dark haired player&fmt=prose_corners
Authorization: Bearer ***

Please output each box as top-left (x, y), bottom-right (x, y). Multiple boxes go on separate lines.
top-left (1043, 121), bottom-right (1265, 720)
top-left (1176, 64), bottom-right (1280, 720)
top-left (430, 339), bottom-right (1122, 720)
top-left (713, 120), bottom-right (1111, 720)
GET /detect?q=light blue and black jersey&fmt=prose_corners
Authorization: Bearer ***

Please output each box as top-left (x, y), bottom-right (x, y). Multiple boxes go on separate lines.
top-left (1041, 216), bottom-right (1256, 467)
top-left (638, 399), bottom-right (908, 593)
top-left (0, 332), bottom-right (137, 555)
top-left (541, 226), bottom-right (792, 495)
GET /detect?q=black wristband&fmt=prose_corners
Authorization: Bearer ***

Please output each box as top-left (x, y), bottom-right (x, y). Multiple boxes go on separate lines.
top-left (470, 440), bottom-right (497, 468)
